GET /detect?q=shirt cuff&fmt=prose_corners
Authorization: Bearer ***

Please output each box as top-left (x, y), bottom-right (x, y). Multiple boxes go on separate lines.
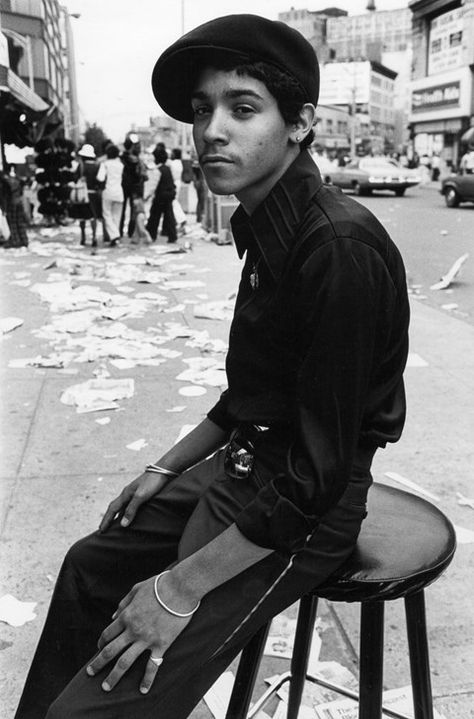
top-left (234, 479), bottom-right (316, 553)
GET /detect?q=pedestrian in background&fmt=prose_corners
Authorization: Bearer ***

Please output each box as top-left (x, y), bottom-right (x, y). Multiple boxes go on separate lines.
top-left (69, 143), bottom-right (102, 250)
top-left (192, 160), bottom-right (207, 225)
top-left (120, 134), bottom-right (148, 238)
top-left (460, 144), bottom-right (474, 174)
top-left (97, 144), bottom-right (123, 246)
top-left (146, 145), bottom-right (177, 243)
top-left (0, 164), bottom-right (28, 248)
top-left (169, 147), bottom-right (187, 234)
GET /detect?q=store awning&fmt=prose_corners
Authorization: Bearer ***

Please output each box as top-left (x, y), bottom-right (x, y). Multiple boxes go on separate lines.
top-left (461, 127), bottom-right (474, 144)
top-left (0, 64), bottom-right (48, 113)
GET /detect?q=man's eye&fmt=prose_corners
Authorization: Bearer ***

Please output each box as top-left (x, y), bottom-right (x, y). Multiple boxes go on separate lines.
top-left (234, 105), bottom-right (255, 116)
top-left (193, 106), bottom-right (210, 117)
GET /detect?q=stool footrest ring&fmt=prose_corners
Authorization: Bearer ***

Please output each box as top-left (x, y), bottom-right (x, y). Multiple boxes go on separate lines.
top-left (247, 671), bottom-right (413, 719)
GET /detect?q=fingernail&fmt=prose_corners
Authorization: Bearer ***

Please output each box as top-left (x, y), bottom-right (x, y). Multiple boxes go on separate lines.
top-left (121, 517), bottom-right (129, 527)
top-left (86, 666), bottom-right (94, 676)
top-left (140, 686), bottom-right (149, 694)
top-left (102, 681), bottom-right (111, 692)
top-left (112, 611), bottom-right (117, 620)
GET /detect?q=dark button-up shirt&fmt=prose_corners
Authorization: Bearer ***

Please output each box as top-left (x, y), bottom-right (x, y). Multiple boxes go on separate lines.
top-left (207, 151), bottom-right (409, 554)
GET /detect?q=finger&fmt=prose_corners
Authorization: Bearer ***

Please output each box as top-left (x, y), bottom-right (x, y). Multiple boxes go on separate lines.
top-left (87, 634), bottom-right (130, 678)
top-left (96, 616), bottom-right (123, 651)
top-left (102, 643), bottom-right (145, 692)
top-left (111, 588), bottom-right (135, 621)
top-left (99, 499), bottom-right (123, 533)
top-left (120, 494), bottom-right (144, 527)
top-left (140, 651), bottom-right (164, 694)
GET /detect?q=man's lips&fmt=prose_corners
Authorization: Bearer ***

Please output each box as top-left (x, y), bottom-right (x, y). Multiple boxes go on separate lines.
top-left (201, 155), bottom-right (234, 165)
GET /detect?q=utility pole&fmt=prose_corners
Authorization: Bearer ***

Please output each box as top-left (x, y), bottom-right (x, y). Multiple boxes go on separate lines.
top-left (350, 68), bottom-right (357, 158)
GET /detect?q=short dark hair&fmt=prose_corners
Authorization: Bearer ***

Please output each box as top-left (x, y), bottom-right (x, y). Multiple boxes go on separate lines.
top-left (172, 148), bottom-right (182, 159)
top-left (153, 147), bottom-right (168, 164)
top-left (201, 54), bottom-right (314, 149)
top-left (106, 144), bottom-right (120, 159)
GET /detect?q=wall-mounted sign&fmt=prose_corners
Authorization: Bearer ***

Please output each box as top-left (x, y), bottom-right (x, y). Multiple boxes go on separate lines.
top-left (411, 81), bottom-right (460, 112)
top-left (428, 7), bottom-right (466, 76)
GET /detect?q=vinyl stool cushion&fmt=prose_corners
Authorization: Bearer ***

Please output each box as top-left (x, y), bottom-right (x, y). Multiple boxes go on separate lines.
top-left (316, 483), bottom-right (456, 602)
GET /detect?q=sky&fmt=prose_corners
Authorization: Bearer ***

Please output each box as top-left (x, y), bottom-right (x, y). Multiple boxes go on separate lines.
top-left (62, 0), bottom-right (408, 142)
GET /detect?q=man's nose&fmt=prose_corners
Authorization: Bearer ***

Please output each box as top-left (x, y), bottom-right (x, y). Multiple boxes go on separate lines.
top-left (202, 108), bottom-right (228, 144)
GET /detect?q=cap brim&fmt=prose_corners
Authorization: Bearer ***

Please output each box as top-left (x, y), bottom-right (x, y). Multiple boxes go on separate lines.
top-left (152, 46), bottom-right (249, 123)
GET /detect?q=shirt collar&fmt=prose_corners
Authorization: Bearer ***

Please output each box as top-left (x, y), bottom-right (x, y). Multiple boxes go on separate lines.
top-left (230, 151), bottom-right (322, 282)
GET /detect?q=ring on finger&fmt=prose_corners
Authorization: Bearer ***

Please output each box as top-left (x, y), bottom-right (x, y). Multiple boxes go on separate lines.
top-left (150, 655), bottom-right (163, 666)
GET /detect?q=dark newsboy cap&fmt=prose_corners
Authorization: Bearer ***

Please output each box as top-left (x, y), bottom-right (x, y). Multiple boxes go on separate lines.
top-left (152, 14), bottom-right (319, 123)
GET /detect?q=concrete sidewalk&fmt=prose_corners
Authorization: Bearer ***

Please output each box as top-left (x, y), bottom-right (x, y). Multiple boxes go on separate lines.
top-left (0, 228), bottom-right (473, 718)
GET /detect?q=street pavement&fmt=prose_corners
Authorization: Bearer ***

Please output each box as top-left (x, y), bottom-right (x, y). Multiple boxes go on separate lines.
top-left (0, 212), bottom-right (473, 719)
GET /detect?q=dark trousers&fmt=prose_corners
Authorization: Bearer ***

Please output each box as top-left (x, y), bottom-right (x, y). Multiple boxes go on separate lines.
top-left (14, 449), bottom-right (371, 719)
top-left (146, 197), bottom-right (176, 243)
top-left (119, 191), bottom-right (136, 238)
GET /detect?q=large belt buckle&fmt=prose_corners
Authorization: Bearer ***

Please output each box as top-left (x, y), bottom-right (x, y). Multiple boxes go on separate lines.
top-left (224, 429), bottom-right (256, 480)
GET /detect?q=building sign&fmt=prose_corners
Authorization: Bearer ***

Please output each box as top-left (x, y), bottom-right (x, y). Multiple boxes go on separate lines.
top-left (319, 62), bottom-right (370, 106)
top-left (428, 7), bottom-right (465, 76)
top-left (411, 81), bottom-right (460, 112)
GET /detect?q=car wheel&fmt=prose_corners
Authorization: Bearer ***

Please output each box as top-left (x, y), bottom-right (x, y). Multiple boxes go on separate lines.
top-left (445, 187), bottom-right (460, 207)
top-left (324, 176), bottom-right (332, 184)
top-left (394, 188), bottom-right (406, 197)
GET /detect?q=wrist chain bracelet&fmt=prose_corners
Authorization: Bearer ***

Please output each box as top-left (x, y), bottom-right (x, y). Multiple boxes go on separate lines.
top-left (153, 570), bottom-right (201, 618)
top-left (146, 464), bottom-right (179, 477)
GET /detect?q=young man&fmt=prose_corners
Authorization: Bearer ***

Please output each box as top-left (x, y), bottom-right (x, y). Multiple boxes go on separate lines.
top-left (15, 15), bottom-right (409, 719)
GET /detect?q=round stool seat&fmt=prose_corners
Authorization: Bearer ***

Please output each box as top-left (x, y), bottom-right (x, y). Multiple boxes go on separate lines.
top-left (317, 483), bottom-right (456, 602)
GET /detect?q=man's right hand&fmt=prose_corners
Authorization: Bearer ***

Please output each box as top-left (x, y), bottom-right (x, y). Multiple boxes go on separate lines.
top-left (99, 472), bottom-right (171, 533)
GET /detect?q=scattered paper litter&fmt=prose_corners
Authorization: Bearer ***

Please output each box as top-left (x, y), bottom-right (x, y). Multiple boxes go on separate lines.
top-left (383, 473), bottom-right (441, 502)
top-left (265, 614), bottom-right (322, 671)
top-left (430, 253), bottom-right (469, 290)
top-left (166, 406), bottom-right (186, 413)
top-left (454, 525), bottom-right (474, 544)
top-left (174, 424), bottom-right (197, 444)
top-left (179, 385), bottom-right (207, 397)
top-left (456, 492), bottom-right (474, 510)
top-left (204, 671), bottom-right (234, 719)
top-left (0, 317), bottom-right (24, 334)
top-left (193, 300), bottom-right (234, 321)
top-left (0, 594), bottom-right (37, 627)
top-left (162, 279), bottom-right (206, 290)
top-left (406, 353), bottom-right (428, 368)
top-left (441, 303), bottom-right (458, 311)
top-left (313, 684), bottom-right (446, 719)
top-left (60, 378), bottom-right (134, 412)
top-left (126, 438), bottom-right (148, 451)
top-left (95, 417), bottom-right (111, 425)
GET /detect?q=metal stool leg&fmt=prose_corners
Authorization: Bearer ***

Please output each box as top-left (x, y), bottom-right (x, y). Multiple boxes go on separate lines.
top-left (359, 601), bottom-right (385, 719)
top-left (287, 595), bottom-right (319, 719)
top-left (405, 591), bottom-right (434, 719)
top-left (225, 622), bottom-right (271, 719)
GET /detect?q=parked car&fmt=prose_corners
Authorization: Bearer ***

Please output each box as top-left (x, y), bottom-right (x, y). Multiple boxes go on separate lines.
top-left (323, 157), bottom-right (421, 196)
top-left (440, 171), bottom-right (474, 207)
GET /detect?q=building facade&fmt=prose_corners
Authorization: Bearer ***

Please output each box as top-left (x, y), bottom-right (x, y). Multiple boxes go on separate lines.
top-left (318, 60), bottom-right (398, 155)
top-left (0, 0), bottom-right (79, 144)
top-left (408, 0), bottom-right (474, 168)
top-left (326, 8), bottom-right (412, 61)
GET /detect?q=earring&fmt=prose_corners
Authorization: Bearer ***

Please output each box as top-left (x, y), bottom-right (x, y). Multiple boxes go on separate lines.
top-left (295, 135), bottom-right (301, 143)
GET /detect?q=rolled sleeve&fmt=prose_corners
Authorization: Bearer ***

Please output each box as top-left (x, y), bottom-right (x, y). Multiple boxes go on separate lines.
top-left (207, 389), bottom-right (235, 432)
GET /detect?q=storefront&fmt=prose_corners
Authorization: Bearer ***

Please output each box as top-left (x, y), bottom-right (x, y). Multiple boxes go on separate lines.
top-left (408, 1), bottom-right (474, 168)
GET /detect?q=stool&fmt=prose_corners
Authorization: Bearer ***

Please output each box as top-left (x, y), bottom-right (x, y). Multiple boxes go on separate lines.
top-left (225, 483), bottom-right (456, 719)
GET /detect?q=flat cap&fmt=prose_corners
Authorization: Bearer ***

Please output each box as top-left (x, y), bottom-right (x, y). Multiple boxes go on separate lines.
top-left (152, 14), bottom-right (319, 123)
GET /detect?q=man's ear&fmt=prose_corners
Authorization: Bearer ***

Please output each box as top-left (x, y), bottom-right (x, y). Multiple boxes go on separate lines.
top-left (291, 103), bottom-right (317, 144)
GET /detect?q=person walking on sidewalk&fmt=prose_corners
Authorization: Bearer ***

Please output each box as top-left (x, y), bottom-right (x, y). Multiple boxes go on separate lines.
top-left (69, 144), bottom-right (102, 250)
top-left (97, 144), bottom-right (124, 246)
top-left (169, 147), bottom-right (188, 234)
top-left (0, 164), bottom-right (29, 248)
top-left (15, 14), bottom-right (409, 719)
top-left (146, 145), bottom-right (177, 243)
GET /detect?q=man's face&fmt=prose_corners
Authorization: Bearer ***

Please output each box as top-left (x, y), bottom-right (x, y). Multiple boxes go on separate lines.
top-left (192, 67), bottom-right (297, 213)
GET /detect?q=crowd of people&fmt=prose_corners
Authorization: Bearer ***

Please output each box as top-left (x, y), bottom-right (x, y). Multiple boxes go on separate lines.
top-left (0, 134), bottom-right (208, 251)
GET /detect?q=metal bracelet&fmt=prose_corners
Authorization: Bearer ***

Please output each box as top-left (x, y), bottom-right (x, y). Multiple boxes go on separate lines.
top-left (153, 571), bottom-right (201, 618)
top-left (146, 464), bottom-right (179, 477)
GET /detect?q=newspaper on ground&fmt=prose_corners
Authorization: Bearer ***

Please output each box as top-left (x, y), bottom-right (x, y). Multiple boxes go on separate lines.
top-left (60, 378), bottom-right (135, 413)
top-left (430, 253), bottom-right (469, 290)
top-left (203, 671), bottom-right (235, 719)
top-left (0, 317), bottom-right (24, 334)
top-left (313, 684), bottom-right (446, 719)
top-left (0, 594), bottom-right (37, 627)
top-left (264, 614), bottom-right (322, 672)
top-left (456, 492), bottom-right (474, 510)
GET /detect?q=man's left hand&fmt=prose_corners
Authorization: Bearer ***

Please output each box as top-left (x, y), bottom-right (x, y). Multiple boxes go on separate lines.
top-left (86, 576), bottom-right (192, 694)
